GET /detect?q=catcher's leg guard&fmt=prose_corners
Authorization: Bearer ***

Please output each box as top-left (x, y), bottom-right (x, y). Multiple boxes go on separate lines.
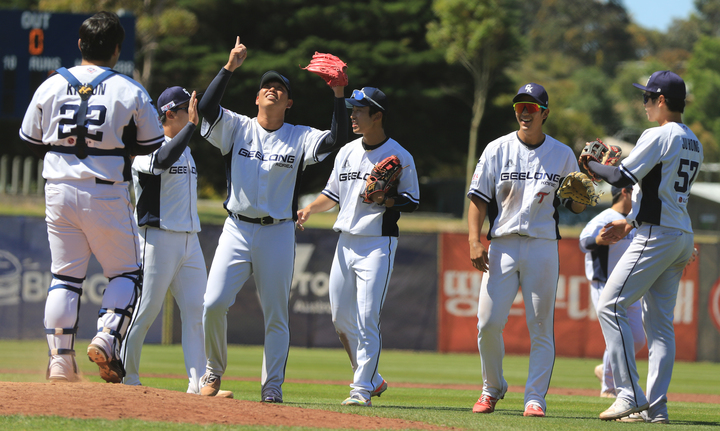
top-left (44, 277), bottom-right (83, 381)
top-left (88, 270), bottom-right (142, 383)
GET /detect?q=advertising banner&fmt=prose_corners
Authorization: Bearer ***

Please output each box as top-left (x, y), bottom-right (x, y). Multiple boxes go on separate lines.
top-left (438, 232), bottom-right (700, 361)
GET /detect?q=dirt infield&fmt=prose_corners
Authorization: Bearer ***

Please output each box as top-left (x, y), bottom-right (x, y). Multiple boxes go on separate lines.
top-left (0, 381), bottom-right (449, 429)
top-left (1, 376), bottom-right (716, 429)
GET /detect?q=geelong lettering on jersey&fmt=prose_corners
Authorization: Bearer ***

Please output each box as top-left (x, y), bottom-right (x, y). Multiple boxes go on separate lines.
top-left (681, 138), bottom-right (700, 153)
top-left (168, 166), bottom-right (197, 175)
top-left (339, 171), bottom-right (370, 181)
top-left (237, 147), bottom-right (295, 168)
top-left (66, 83), bottom-right (106, 96)
top-left (500, 171), bottom-right (561, 183)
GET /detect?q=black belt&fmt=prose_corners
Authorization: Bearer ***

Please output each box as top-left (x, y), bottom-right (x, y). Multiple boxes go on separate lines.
top-left (95, 178), bottom-right (115, 185)
top-left (230, 213), bottom-right (286, 226)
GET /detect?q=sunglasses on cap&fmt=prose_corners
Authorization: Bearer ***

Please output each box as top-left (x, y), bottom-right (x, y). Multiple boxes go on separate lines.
top-left (513, 101), bottom-right (547, 114)
top-left (643, 92), bottom-right (660, 104)
top-left (352, 89), bottom-right (384, 110)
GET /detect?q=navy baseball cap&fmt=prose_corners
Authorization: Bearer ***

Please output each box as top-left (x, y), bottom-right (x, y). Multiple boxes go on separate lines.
top-left (345, 87), bottom-right (387, 111)
top-left (259, 70), bottom-right (292, 99)
top-left (611, 185), bottom-right (632, 199)
top-left (632, 70), bottom-right (686, 100)
top-left (513, 83), bottom-right (549, 107)
top-left (157, 86), bottom-right (193, 114)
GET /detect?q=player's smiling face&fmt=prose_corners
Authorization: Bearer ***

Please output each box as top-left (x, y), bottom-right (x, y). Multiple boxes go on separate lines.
top-left (257, 81), bottom-right (292, 110)
top-left (514, 95), bottom-right (547, 133)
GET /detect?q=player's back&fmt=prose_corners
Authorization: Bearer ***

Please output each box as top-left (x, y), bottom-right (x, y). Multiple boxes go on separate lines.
top-left (630, 122), bottom-right (703, 233)
top-left (20, 65), bottom-right (164, 182)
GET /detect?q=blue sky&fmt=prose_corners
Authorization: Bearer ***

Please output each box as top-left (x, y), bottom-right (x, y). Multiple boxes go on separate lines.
top-left (623, 0), bottom-right (696, 31)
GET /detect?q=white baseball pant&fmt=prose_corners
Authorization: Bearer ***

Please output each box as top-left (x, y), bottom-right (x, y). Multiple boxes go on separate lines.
top-left (330, 233), bottom-right (396, 398)
top-left (122, 227), bottom-right (207, 393)
top-left (203, 217), bottom-right (295, 398)
top-left (598, 224), bottom-right (694, 420)
top-left (590, 280), bottom-right (645, 395)
top-left (477, 235), bottom-right (558, 412)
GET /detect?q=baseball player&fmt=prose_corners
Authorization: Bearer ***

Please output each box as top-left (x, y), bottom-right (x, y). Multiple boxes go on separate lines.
top-left (467, 83), bottom-right (587, 417)
top-left (121, 87), bottom-right (232, 398)
top-left (296, 87), bottom-right (420, 406)
top-left (579, 186), bottom-right (645, 398)
top-left (583, 71), bottom-right (703, 423)
top-left (197, 38), bottom-right (348, 402)
top-left (18, 12), bottom-right (165, 383)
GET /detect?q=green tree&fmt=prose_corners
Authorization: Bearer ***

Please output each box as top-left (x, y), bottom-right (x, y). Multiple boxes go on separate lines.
top-left (426, 0), bottom-right (523, 218)
top-left (38, 0), bottom-right (197, 92)
top-left (684, 35), bottom-right (720, 162)
top-left (529, 0), bottom-right (635, 73)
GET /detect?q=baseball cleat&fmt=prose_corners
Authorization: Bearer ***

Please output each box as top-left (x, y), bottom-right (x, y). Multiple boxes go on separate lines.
top-left (216, 390), bottom-right (234, 399)
top-left (472, 394), bottom-right (501, 413)
top-left (262, 395), bottom-right (283, 403)
top-left (199, 372), bottom-right (221, 396)
top-left (523, 403), bottom-right (545, 417)
top-left (617, 411), bottom-right (669, 424)
top-left (594, 364), bottom-right (603, 382)
top-left (47, 354), bottom-right (79, 382)
top-left (616, 413), bottom-right (644, 422)
top-left (599, 399), bottom-right (649, 420)
top-left (600, 389), bottom-right (617, 398)
top-left (87, 344), bottom-right (124, 383)
top-left (341, 394), bottom-right (371, 406)
top-left (371, 380), bottom-right (388, 397)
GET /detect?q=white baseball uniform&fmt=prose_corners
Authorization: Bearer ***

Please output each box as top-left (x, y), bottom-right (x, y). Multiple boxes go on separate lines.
top-left (468, 131), bottom-right (579, 412)
top-left (579, 208), bottom-right (644, 395)
top-left (19, 65), bottom-right (165, 380)
top-left (598, 122), bottom-right (702, 421)
top-left (200, 105), bottom-right (333, 400)
top-left (122, 134), bottom-right (207, 393)
top-left (321, 137), bottom-right (419, 399)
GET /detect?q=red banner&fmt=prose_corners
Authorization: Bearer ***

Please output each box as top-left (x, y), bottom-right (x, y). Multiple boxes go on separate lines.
top-left (438, 233), bottom-right (699, 361)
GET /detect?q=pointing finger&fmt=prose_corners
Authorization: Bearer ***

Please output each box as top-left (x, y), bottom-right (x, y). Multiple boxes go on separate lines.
top-left (236, 36), bottom-right (241, 47)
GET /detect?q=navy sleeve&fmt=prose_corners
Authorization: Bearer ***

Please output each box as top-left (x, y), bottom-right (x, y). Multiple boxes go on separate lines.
top-left (316, 97), bottom-right (349, 156)
top-left (198, 68), bottom-right (233, 124)
top-left (153, 123), bottom-right (196, 170)
top-left (587, 161), bottom-right (634, 187)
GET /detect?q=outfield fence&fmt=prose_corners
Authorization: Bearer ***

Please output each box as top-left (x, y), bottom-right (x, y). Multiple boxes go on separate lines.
top-left (1, 214), bottom-right (719, 362)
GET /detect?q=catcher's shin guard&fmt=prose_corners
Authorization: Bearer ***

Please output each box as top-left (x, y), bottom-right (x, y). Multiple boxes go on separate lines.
top-left (44, 279), bottom-right (83, 381)
top-left (94, 270), bottom-right (142, 360)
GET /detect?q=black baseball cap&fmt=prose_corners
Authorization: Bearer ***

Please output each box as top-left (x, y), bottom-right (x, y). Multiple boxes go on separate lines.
top-left (259, 70), bottom-right (292, 99)
top-left (157, 86), bottom-right (192, 114)
top-left (513, 83), bottom-right (549, 107)
top-left (632, 70), bottom-right (686, 100)
top-left (345, 87), bottom-right (387, 111)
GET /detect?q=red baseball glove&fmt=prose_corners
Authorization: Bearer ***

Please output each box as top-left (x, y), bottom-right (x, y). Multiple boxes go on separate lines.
top-left (301, 52), bottom-right (348, 87)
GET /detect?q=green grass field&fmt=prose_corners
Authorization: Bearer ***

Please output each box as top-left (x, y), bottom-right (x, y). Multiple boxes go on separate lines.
top-left (1, 340), bottom-right (718, 430)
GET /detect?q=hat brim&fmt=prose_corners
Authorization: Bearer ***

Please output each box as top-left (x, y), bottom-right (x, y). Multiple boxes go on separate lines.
top-left (512, 94), bottom-right (547, 106)
top-left (632, 83), bottom-right (654, 92)
top-left (259, 71), bottom-right (291, 97)
top-left (345, 98), bottom-right (372, 108)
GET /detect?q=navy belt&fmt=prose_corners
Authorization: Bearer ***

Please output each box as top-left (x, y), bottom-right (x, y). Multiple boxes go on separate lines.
top-left (230, 213), bottom-right (286, 226)
top-left (95, 178), bottom-right (115, 185)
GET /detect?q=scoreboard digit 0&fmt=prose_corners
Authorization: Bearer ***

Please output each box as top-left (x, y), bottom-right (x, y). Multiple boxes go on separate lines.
top-left (0, 10), bottom-right (135, 119)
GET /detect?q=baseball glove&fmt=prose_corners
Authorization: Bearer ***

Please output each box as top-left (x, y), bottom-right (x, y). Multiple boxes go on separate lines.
top-left (301, 52), bottom-right (348, 87)
top-left (361, 155), bottom-right (404, 204)
top-left (557, 172), bottom-right (601, 206)
top-left (579, 138), bottom-right (622, 181)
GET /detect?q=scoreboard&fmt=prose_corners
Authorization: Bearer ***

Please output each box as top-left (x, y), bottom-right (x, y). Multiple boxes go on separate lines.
top-left (0, 10), bottom-right (135, 119)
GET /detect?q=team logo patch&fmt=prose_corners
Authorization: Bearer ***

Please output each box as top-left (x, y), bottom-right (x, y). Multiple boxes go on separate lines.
top-left (78, 84), bottom-right (94, 101)
top-left (677, 195), bottom-right (689, 204)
